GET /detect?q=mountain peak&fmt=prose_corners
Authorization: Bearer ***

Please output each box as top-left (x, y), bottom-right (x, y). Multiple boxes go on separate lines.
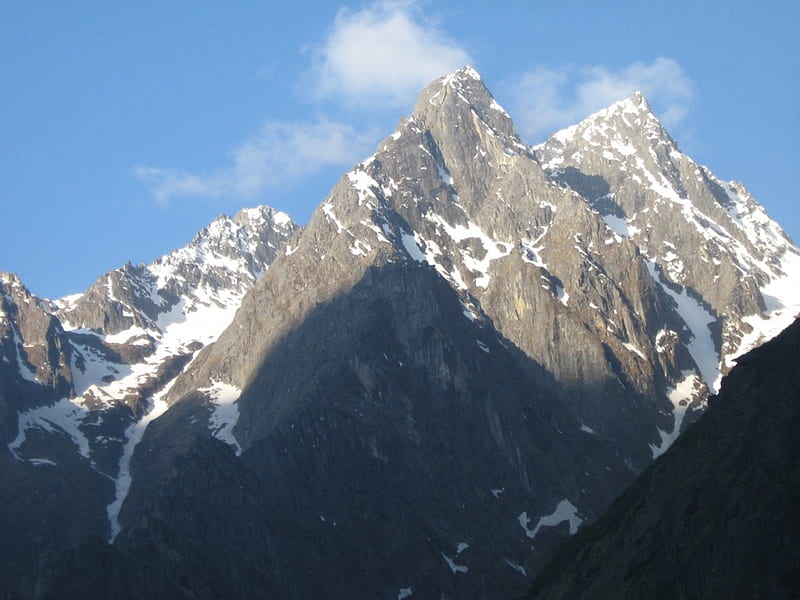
top-left (603, 90), bottom-right (659, 124)
top-left (540, 89), bottom-right (674, 159)
top-left (0, 271), bottom-right (21, 288)
top-left (0, 271), bottom-right (32, 300)
top-left (410, 65), bottom-right (521, 150)
top-left (617, 90), bottom-right (650, 112)
top-left (415, 65), bottom-right (491, 109)
top-left (439, 64), bottom-right (482, 85)
top-left (233, 205), bottom-right (293, 230)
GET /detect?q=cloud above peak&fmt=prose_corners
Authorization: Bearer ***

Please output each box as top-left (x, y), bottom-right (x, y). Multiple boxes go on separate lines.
top-left (306, 1), bottom-right (471, 108)
top-left (135, 118), bottom-right (375, 207)
top-left (505, 57), bottom-right (695, 143)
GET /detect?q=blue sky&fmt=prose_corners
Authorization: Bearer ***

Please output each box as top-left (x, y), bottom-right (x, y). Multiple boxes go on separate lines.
top-left (2, 1), bottom-right (798, 299)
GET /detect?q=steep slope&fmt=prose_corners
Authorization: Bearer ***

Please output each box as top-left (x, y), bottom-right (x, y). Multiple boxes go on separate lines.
top-left (168, 68), bottom-right (698, 469)
top-left (98, 68), bottom-right (799, 598)
top-left (1, 273), bottom-right (75, 439)
top-left (526, 318), bottom-right (800, 599)
top-left (0, 206), bottom-right (296, 596)
top-left (0, 274), bottom-right (111, 596)
top-left (109, 264), bottom-right (632, 599)
top-left (535, 93), bottom-right (800, 385)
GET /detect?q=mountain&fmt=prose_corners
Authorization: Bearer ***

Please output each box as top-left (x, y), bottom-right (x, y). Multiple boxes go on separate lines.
top-left (525, 317), bottom-right (800, 599)
top-left (0, 206), bottom-right (297, 595)
top-left (535, 92), bottom-right (799, 381)
top-left (1, 67), bottom-right (798, 598)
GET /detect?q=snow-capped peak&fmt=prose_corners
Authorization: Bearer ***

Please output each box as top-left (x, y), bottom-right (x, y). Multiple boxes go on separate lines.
top-left (544, 90), bottom-right (668, 153)
top-left (613, 90), bottom-right (650, 114)
top-left (439, 65), bottom-right (482, 86)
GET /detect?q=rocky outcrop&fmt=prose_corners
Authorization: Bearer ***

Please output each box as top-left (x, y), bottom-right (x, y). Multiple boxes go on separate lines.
top-left (0, 273), bottom-right (74, 441)
top-left (526, 318), bottom-right (800, 599)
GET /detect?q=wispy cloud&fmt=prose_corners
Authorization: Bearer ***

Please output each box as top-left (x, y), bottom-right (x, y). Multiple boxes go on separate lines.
top-left (135, 118), bottom-right (374, 206)
top-left (305, 0), bottom-right (471, 107)
top-left (504, 57), bottom-right (695, 143)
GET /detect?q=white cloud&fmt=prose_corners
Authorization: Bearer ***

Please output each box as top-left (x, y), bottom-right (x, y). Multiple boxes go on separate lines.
top-left (135, 118), bottom-right (374, 206)
top-left (306, 0), bottom-right (471, 107)
top-left (506, 57), bottom-right (695, 143)
top-left (137, 2), bottom-right (471, 207)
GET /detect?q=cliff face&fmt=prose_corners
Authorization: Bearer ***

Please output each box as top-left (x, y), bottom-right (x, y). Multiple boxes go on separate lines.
top-left (527, 318), bottom-right (800, 600)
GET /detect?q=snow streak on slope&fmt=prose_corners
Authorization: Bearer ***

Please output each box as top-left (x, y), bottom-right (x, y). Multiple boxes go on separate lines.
top-left (201, 379), bottom-right (242, 455)
top-left (102, 288), bottom-right (247, 540)
top-left (645, 260), bottom-right (721, 394)
top-left (107, 393), bottom-right (169, 542)
top-left (8, 398), bottom-right (92, 462)
top-left (650, 371), bottom-right (702, 458)
top-left (732, 248), bottom-right (800, 367)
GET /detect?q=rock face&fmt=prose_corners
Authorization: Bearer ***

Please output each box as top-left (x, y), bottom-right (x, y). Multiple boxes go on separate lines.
top-left (1, 67), bottom-right (799, 599)
top-left (535, 92), bottom-right (797, 379)
top-left (100, 263), bottom-right (632, 599)
top-left (1, 273), bottom-right (75, 433)
top-left (526, 317), bottom-right (800, 600)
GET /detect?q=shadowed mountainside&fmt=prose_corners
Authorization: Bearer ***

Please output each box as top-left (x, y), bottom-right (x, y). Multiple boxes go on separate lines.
top-left (526, 318), bottom-right (800, 599)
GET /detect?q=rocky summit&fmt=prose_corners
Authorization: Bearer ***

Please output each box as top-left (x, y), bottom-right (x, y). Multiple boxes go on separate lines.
top-left (1, 67), bottom-right (798, 599)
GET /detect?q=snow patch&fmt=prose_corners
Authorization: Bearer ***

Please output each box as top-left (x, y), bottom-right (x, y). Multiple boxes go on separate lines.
top-left (11, 325), bottom-right (38, 383)
top-left (104, 289), bottom-right (246, 542)
top-left (441, 553), bottom-right (468, 574)
top-left (348, 170), bottom-right (378, 205)
top-left (435, 159), bottom-right (454, 186)
top-left (461, 300), bottom-right (478, 322)
top-left (555, 282), bottom-right (569, 306)
top-left (520, 240), bottom-right (546, 268)
top-left (489, 98), bottom-right (509, 116)
top-left (732, 248), bottom-right (800, 366)
top-left (646, 260), bottom-right (720, 393)
top-left (424, 213), bottom-right (512, 288)
top-left (622, 341), bottom-right (646, 360)
top-left (518, 499), bottom-right (583, 540)
top-left (8, 398), bottom-right (92, 460)
top-left (505, 559), bottom-right (527, 576)
top-left (322, 201), bottom-right (346, 234)
top-left (201, 380), bottom-right (243, 455)
top-left (400, 231), bottom-right (427, 263)
top-left (602, 214), bottom-right (638, 238)
top-left (650, 371), bottom-right (701, 458)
